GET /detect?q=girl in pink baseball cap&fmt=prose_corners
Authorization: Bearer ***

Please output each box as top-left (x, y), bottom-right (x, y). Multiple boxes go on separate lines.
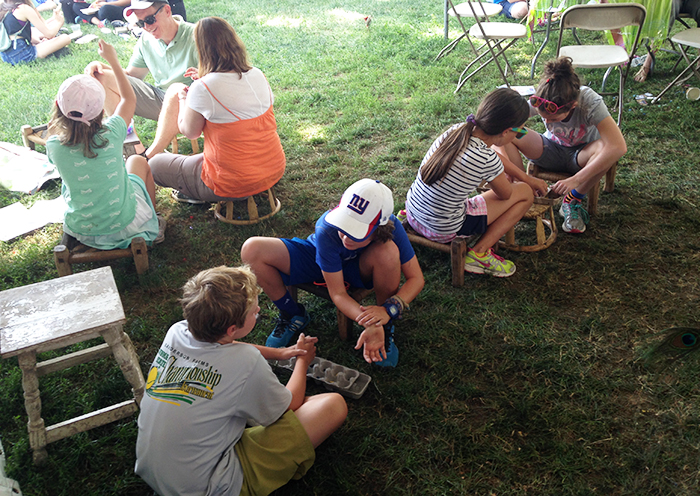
top-left (47, 40), bottom-right (165, 251)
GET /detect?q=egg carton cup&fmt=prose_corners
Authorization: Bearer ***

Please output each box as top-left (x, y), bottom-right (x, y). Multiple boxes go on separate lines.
top-left (268, 356), bottom-right (371, 400)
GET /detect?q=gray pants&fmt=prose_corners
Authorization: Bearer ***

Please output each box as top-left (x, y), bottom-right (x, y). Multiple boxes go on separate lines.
top-left (149, 152), bottom-right (246, 202)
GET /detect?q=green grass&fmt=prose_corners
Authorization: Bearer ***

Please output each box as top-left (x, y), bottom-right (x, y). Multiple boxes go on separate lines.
top-left (2, 1), bottom-right (700, 495)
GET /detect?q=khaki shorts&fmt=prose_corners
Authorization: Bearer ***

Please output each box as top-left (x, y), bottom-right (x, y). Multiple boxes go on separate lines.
top-left (128, 75), bottom-right (166, 121)
top-left (235, 410), bottom-right (316, 496)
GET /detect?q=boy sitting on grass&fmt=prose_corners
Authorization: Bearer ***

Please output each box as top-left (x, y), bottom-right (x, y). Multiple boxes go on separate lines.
top-left (135, 265), bottom-right (347, 496)
top-left (242, 178), bottom-right (425, 368)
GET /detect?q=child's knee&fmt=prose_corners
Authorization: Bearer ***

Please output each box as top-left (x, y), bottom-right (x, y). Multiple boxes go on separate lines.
top-left (241, 237), bottom-right (263, 264)
top-left (516, 182), bottom-right (534, 203)
top-left (366, 240), bottom-right (399, 267)
top-left (327, 393), bottom-right (348, 424)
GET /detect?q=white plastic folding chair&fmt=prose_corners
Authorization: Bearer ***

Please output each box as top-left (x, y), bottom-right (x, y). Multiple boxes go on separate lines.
top-left (555, 2), bottom-right (646, 125)
top-left (651, 28), bottom-right (700, 103)
top-left (436, 1), bottom-right (503, 61)
top-left (450, 0), bottom-right (527, 93)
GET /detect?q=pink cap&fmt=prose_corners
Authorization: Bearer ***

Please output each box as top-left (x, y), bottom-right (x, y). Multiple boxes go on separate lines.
top-left (56, 75), bottom-right (105, 125)
top-left (324, 179), bottom-right (394, 242)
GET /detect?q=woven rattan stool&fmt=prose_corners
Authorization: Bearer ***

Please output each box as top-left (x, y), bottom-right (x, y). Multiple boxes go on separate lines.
top-left (214, 188), bottom-right (281, 225)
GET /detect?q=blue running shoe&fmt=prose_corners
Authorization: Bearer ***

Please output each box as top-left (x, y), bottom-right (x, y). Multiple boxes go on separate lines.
top-left (266, 305), bottom-right (310, 348)
top-left (374, 325), bottom-right (399, 368)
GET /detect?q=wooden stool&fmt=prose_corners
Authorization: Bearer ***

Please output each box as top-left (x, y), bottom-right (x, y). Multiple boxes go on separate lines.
top-left (214, 188), bottom-right (282, 225)
top-left (288, 283), bottom-right (373, 341)
top-left (170, 135), bottom-right (200, 155)
top-left (527, 160), bottom-right (617, 216)
top-left (499, 197), bottom-right (557, 252)
top-left (0, 267), bottom-right (145, 465)
top-left (21, 124), bottom-right (51, 150)
top-left (23, 123), bottom-right (145, 160)
top-left (403, 223), bottom-right (471, 287)
top-left (53, 233), bottom-right (148, 277)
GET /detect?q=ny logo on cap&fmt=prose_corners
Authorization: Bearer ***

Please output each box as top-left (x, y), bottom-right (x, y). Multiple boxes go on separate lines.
top-left (347, 194), bottom-right (370, 215)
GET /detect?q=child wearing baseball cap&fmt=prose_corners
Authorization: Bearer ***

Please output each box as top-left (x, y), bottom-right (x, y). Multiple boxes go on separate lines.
top-left (242, 179), bottom-right (425, 368)
top-left (47, 40), bottom-right (165, 250)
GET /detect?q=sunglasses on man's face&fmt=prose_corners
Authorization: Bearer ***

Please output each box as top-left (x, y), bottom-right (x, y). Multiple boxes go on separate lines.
top-left (511, 127), bottom-right (528, 139)
top-left (529, 95), bottom-right (575, 115)
top-left (135, 5), bottom-right (165, 28)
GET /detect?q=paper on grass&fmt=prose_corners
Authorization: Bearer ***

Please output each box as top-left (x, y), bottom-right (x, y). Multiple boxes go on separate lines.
top-left (0, 197), bottom-right (66, 242)
top-left (75, 34), bottom-right (98, 44)
top-left (0, 142), bottom-right (59, 194)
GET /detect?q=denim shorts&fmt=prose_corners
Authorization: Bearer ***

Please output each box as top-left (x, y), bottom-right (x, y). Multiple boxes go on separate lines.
top-left (497, 0), bottom-right (524, 19)
top-left (1, 38), bottom-right (37, 66)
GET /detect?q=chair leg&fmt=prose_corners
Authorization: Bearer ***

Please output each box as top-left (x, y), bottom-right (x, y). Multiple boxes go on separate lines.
top-left (535, 217), bottom-right (546, 245)
top-left (451, 237), bottom-right (467, 287)
top-left (53, 245), bottom-right (73, 277)
top-left (21, 125), bottom-right (36, 150)
top-left (604, 161), bottom-right (617, 193)
top-left (131, 237), bottom-right (149, 275)
top-left (587, 181), bottom-right (601, 216)
top-left (247, 196), bottom-right (259, 222)
top-left (337, 309), bottom-right (351, 341)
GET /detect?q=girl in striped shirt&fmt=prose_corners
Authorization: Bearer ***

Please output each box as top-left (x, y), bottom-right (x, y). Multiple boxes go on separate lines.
top-left (404, 88), bottom-right (546, 277)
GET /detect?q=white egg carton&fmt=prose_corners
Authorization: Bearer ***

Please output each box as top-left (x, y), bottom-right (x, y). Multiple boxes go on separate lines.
top-left (268, 356), bottom-right (371, 400)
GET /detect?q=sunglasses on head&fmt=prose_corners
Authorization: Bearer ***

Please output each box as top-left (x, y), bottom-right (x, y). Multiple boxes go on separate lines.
top-left (511, 127), bottom-right (528, 139)
top-left (529, 95), bottom-right (575, 115)
top-left (135, 5), bottom-right (165, 28)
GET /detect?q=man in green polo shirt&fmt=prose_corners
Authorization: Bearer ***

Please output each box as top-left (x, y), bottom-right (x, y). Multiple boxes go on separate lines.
top-left (84, 0), bottom-right (198, 156)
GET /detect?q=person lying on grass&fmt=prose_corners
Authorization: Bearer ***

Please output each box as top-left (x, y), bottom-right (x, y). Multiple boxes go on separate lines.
top-left (242, 178), bottom-right (425, 368)
top-left (135, 265), bottom-right (347, 496)
top-left (497, 56), bottom-right (627, 234)
top-left (403, 88), bottom-right (546, 278)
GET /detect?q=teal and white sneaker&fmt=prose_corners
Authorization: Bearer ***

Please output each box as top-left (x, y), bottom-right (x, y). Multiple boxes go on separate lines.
top-left (374, 325), bottom-right (399, 368)
top-left (464, 249), bottom-right (516, 278)
top-left (559, 200), bottom-right (589, 233)
top-left (265, 305), bottom-right (310, 348)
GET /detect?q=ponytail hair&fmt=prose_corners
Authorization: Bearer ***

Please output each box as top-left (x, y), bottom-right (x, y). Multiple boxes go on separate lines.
top-left (535, 57), bottom-right (581, 113)
top-left (420, 88), bottom-right (528, 185)
top-left (49, 104), bottom-right (107, 159)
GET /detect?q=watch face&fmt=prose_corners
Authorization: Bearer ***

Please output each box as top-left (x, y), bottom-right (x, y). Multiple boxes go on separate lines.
top-left (387, 303), bottom-right (399, 319)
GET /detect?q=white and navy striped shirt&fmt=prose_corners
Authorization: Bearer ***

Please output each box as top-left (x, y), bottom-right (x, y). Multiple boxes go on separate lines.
top-left (405, 125), bottom-right (503, 235)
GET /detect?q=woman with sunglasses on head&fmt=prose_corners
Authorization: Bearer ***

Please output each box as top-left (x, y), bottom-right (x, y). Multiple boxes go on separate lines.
top-left (148, 16), bottom-right (285, 204)
top-left (498, 57), bottom-right (627, 234)
top-left (403, 88), bottom-right (547, 278)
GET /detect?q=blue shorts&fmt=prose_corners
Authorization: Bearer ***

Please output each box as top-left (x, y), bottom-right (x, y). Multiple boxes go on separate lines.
top-left (280, 238), bottom-right (372, 290)
top-left (496, 0), bottom-right (525, 19)
top-left (1, 38), bottom-right (37, 66)
top-left (531, 135), bottom-right (585, 175)
top-left (456, 214), bottom-right (488, 237)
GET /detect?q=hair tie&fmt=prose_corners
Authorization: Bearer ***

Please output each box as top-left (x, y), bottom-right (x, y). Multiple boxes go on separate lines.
top-left (466, 114), bottom-right (476, 125)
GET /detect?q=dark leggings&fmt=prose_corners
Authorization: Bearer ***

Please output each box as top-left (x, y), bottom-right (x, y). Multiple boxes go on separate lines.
top-left (59, 0), bottom-right (186, 24)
